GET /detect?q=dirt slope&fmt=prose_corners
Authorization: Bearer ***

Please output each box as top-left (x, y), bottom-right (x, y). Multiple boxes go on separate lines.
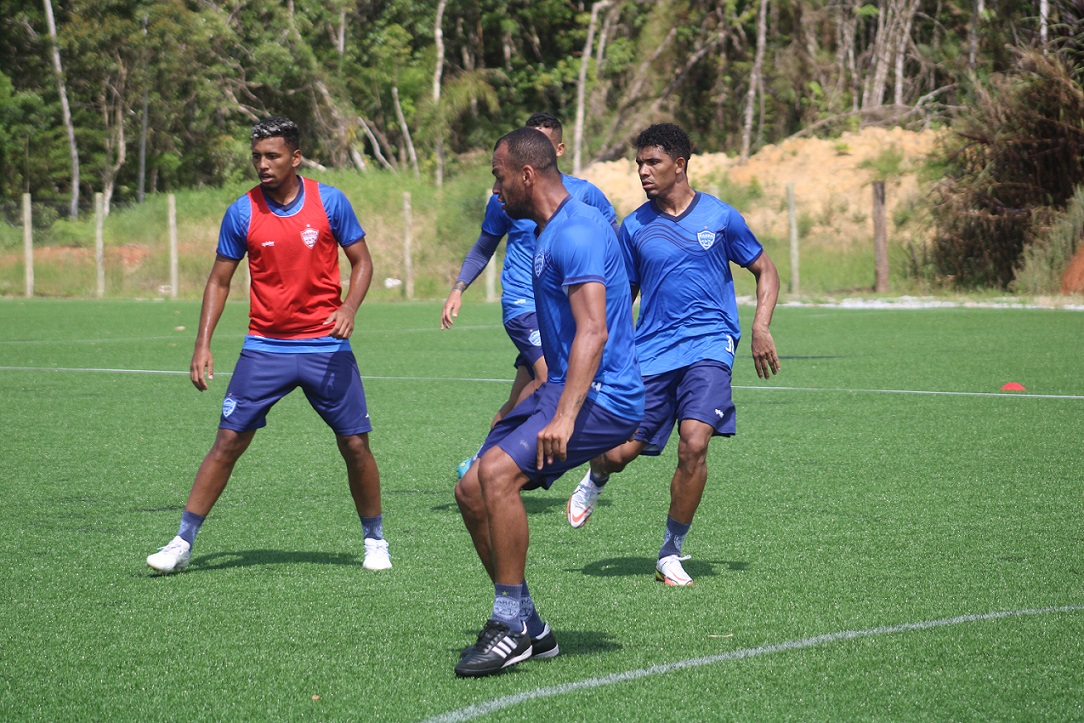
top-left (583, 126), bottom-right (939, 250)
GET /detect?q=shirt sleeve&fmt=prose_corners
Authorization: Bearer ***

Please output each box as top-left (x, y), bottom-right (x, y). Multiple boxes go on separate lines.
top-left (216, 196), bottom-right (250, 260)
top-left (553, 215), bottom-right (607, 288)
top-left (319, 184), bottom-right (366, 247)
top-left (580, 182), bottom-right (619, 233)
top-left (616, 220), bottom-right (639, 287)
top-left (724, 208), bottom-right (765, 267)
top-left (480, 194), bottom-right (513, 237)
top-left (456, 231), bottom-right (503, 286)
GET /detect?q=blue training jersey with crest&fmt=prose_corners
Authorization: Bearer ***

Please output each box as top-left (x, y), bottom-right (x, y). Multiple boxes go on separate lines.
top-left (532, 196), bottom-right (643, 420)
top-left (619, 191), bottom-right (763, 376)
top-left (481, 174), bottom-right (617, 324)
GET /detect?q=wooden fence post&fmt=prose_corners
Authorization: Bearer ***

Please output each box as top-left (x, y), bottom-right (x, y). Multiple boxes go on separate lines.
top-left (95, 192), bottom-right (105, 298)
top-left (403, 191), bottom-right (414, 300)
top-left (873, 181), bottom-right (888, 293)
top-left (168, 194), bottom-right (178, 299)
top-left (787, 182), bottom-right (800, 295)
top-left (22, 194), bottom-right (33, 298)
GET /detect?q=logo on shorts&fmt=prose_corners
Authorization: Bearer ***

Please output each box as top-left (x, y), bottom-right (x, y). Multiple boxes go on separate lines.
top-left (222, 396), bottom-right (237, 418)
top-left (301, 225), bottom-right (319, 249)
top-left (715, 408), bottom-right (724, 418)
top-left (529, 330), bottom-right (542, 347)
top-left (697, 228), bottom-right (716, 250)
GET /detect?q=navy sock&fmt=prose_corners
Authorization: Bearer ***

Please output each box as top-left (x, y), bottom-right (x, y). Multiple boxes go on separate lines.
top-left (659, 516), bottom-right (691, 559)
top-left (590, 470), bottom-right (610, 489)
top-left (360, 514), bottom-right (383, 540)
top-left (177, 510), bottom-right (205, 547)
top-left (519, 580), bottom-right (546, 638)
top-left (491, 583), bottom-right (523, 629)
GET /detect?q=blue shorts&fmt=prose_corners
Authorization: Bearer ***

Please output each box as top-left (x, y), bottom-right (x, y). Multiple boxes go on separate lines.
top-left (636, 360), bottom-right (735, 455)
top-left (505, 312), bottom-right (544, 372)
top-left (479, 382), bottom-right (638, 491)
top-left (219, 348), bottom-right (373, 436)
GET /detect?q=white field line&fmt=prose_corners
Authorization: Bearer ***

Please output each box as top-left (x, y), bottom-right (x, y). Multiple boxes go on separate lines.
top-left (0, 366), bottom-right (1081, 400)
top-left (424, 605), bottom-right (1084, 723)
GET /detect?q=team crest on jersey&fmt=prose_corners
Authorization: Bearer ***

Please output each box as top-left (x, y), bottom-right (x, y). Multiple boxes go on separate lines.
top-left (222, 396), bottom-right (237, 418)
top-left (697, 228), bottom-right (716, 250)
top-left (301, 225), bottom-right (319, 249)
top-left (533, 251), bottom-right (549, 278)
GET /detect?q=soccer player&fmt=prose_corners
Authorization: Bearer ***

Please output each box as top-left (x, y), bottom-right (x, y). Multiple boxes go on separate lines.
top-left (145, 117), bottom-right (391, 574)
top-left (441, 112), bottom-right (618, 478)
top-left (566, 123), bottom-right (781, 587)
top-left (452, 128), bottom-right (644, 677)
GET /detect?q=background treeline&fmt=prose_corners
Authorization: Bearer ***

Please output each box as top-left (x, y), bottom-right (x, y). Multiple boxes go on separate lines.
top-left (1, 0), bottom-right (1082, 290)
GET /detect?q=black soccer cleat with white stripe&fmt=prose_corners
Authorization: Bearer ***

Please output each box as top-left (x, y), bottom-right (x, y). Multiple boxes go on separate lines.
top-left (454, 619), bottom-right (533, 678)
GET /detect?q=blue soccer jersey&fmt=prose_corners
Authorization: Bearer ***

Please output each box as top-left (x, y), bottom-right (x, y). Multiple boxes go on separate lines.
top-left (619, 191), bottom-right (764, 376)
top-left (480, 174), bottom-right (618, 324)
top-left (533, 197), bottom-right (643, 420)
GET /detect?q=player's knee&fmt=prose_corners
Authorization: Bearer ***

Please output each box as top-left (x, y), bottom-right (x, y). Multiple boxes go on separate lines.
top-left (209, 429), bottom-right (251, 462)
top-left (454, 476), bottom-right (483, 514)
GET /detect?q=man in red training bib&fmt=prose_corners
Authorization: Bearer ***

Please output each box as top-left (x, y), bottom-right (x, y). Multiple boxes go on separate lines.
top-left (146, 117), bottom-right (391, 574)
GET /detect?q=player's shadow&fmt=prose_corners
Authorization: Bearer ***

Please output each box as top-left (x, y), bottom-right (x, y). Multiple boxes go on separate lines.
top-left (160, 549), bottom-right (360, 574)
top-left (572, 556), bottom-right (748, 580)
top-left (431, 494), bottom-right (609, 516)
top-left (452, 628), bottom-right (621, 659)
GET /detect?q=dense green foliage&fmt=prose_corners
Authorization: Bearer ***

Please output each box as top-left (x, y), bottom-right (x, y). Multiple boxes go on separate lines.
top-left (0, 0), bottom-right (1065, 209)
top-left (928, 50), bottom-right (1084, 288)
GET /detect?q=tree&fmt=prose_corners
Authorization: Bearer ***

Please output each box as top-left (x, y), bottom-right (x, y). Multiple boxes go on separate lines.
top-left (42, 0), bottom-right (79, 218)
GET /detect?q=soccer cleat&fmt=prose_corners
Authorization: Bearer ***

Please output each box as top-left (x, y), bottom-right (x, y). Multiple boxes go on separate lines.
top-left (458, 623), bottom-right (558, 661)
top-left (362, 538), bottom-right (392, 570)
top-left (566, 470), bottom-right (601, 528)
top-left (147, 535), bottom-right (191, 574)
top-left (529, 623), bottom-right (560, 660)
top-left (456, 457), bottom-right (474, 479)
top-left (655, 554), bottom-right (694, 586)
top-left (454, 620), bottom-right (532, 678)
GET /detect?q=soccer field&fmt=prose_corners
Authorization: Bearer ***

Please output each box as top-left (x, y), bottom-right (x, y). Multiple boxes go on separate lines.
top-left (1, 298), bottom-right (1082, 721)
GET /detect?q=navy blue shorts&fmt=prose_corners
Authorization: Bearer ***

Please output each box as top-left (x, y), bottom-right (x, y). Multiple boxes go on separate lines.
top-left (478, 382), bottom-right (638, 491)
top-left (636, 360), bottom-right (735, 455)
top-left (504, 312), bottom-right (544, 372)
top-left (219, 349), bottom-right (373, 436)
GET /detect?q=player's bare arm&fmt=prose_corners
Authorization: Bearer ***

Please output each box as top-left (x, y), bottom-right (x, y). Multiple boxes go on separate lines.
top-left (190, 255), bottom-right (239, 391)
top-left (746, 252), bottom-right (781, 379)
top-left (536, 281), bottom-right (607, 469)
top-left (326, 240), bottom-right (374, 339)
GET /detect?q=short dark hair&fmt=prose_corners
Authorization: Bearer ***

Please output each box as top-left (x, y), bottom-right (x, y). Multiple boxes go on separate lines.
top-left (251, 117), bottom-right (300, 152)
top-left (635, 123), bottom-right (692, 166)
top-left (525, 112), bottom-right (562, 139)
top-left (495, 127), bottom-right (557, 175)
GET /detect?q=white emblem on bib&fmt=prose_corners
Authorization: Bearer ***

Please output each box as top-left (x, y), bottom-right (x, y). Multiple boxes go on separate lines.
top-left (301, 225), bottom-right (319, 249)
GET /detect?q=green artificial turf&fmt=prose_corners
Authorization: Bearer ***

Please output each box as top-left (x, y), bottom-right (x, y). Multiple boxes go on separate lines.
top-left (0, 298), bottom-right (1081, 721)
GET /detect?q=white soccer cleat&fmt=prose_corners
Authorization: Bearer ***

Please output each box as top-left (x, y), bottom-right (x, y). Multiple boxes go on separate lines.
top-left (362, 538), bottom-right (392, 570)
top-left (567, 471), bottom-right (601, 528)
top-left (655, 554), bottom-right (694, 586)
top-left (147, 535), bottom-right (191, 574)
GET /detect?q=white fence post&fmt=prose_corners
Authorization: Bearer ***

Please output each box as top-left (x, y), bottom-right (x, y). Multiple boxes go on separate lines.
top-left (403, 191), bottom-right (414, 300)
top-left (787, 182), bottom-right (800, 296)
top-left (168, 194), bottom-right (178, 299)
top-left (22, 194), bottom-right (33, 298)
top-left (95, 192), bottom-right (105, 298)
